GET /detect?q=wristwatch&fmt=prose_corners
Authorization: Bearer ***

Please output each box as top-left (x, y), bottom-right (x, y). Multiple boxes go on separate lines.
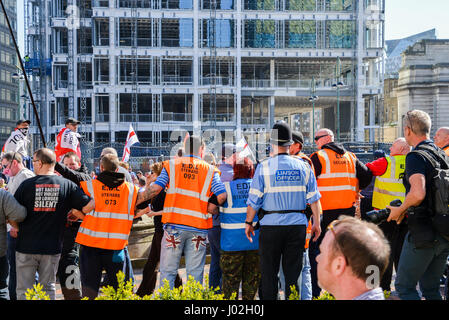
top-left (245, 221), bottom-right (253, 226)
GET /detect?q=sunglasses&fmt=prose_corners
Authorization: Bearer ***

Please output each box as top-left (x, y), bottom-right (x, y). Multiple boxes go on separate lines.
top-left (2, 153), bottom-right (17, 171)
top-left (314, 134), bottom-right (329, 141)
top-left (327, 220), bottom-right (348, 264)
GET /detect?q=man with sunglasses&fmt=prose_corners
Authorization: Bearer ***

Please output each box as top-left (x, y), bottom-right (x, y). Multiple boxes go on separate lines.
top-left (308, 128), bottom-right (372, 298)
top-left (316, 216), bottom-right (390, 300)
top-left (387, 110), bottom-right (449, 300)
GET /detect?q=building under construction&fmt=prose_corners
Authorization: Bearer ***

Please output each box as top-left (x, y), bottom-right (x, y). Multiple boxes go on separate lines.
top-left (24, 0), bottom-right (385, 157)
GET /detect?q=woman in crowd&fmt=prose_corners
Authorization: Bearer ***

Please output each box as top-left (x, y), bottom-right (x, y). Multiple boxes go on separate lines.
top-left (209, 157), bottom-right (260, 300)
top-left (135, 162), bottom-right (182, 297)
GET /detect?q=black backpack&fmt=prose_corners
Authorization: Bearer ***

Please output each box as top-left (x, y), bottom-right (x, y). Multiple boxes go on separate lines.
top-left (412, 144), bottom-right (449, 237)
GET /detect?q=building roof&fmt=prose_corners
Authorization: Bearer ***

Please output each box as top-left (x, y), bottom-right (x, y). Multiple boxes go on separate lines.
top-left (385, 29), bottom-right (437, 78)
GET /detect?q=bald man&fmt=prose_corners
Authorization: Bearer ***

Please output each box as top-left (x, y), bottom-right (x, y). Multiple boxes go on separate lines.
top-left (308, 128), bottom-right (372, 298)
top-left (365, 137), bottom-right (411, 292)
top-left (433, 127), bottom-right (449, 156)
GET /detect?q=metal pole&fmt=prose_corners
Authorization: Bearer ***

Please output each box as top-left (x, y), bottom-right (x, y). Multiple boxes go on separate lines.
top-left (0, 0), bottom-right (47, 147)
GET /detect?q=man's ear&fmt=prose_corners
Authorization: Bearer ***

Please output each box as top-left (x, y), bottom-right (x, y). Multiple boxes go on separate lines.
top-left (331, 256), bottom-right (347, 277)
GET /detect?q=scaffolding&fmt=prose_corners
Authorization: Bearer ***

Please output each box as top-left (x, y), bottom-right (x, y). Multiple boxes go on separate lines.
top-left (24, 0), bottom-right (386, 154)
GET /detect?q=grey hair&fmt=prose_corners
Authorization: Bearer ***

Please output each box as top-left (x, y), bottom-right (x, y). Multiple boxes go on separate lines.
top-left (404, 110), bottom-right (431, 137)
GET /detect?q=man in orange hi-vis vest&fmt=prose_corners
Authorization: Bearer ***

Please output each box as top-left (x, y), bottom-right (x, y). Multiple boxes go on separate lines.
top-left (136, 135), bottom-right (227, 289)
top-left (308, 128), bottom-right (372, 298)
top-left (71, 153), bottom-right (139, 299)
top-left (433, 127), bottom-right (449, 156)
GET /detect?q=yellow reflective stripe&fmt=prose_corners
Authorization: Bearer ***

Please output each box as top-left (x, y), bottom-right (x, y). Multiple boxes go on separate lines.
top-left (318, 185), bottom-right (357, 192)
top-left (373, 187), bottom-right (405, 198)
top-left (200, 164), bottom-right (215, 200)
top-left (88, 211), bottom-right (134, 221)
top-left (266, 185), bottom-right (307, 193)
top-left (307, 191), bottom-right (317, 199)
top-left (262, 160), bottom-right (270, 193)
top-left (318, 173), bottom-right (357, 179)
top-left (223, 182), bottom-right (233, 207)
top-left (376, 177), bottom-right (402, 184)
top-left (78, 226), bottom-right (129, 241)
top-left (220, 222), bottom-right (257, 230)
top-left (219, 207), bottom-right (246, 214)
top-left (166, 187), bottom-right (210, 202)
top-left (168, 159), bottom-right (176, 193)
top-left (163, 206), bottom-right (212, 220)
top-left (127, 183), bottom-right (135, 217)
top-left (318, 149), bottom-right (331, 174)
top-left (249, 188), bottom-right (264, 198)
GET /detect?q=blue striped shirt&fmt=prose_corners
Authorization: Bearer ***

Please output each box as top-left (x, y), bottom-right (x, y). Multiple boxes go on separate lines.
top-left (154, 155), bottom-right (226, 233)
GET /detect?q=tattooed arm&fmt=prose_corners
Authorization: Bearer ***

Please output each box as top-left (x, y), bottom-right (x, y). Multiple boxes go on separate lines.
top-left (136, 183), bottom-right (163, 207)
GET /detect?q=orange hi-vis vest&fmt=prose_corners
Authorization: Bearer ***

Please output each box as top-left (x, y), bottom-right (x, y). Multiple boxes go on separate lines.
top-left (76, 179), bottom-right (138, 250)
top-left (443, 145), bottom-right (449, 157)
top-left (162, 156), bottom-right (218, 230)
top-left (305, 220), bottom-right (312, 249)
top-left (315, 148), bottom-right (358, 211)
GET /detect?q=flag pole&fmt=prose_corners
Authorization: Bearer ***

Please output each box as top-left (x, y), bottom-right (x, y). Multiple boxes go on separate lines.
top-left (0, 0), bottom-right (47, 147)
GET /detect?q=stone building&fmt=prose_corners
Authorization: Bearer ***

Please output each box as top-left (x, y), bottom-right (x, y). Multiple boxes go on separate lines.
top-left (396, 39), bottom-right (449, 136)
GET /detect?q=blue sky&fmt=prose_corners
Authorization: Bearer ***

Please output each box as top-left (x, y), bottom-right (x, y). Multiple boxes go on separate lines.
top-left (385, 0), bottom-right (449, 40)
top-left (14, 0), bottom-right (449, 55)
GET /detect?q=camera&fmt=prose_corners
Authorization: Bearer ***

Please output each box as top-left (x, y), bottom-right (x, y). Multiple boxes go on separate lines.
top-left (362, 199), bottom-right (403, 225)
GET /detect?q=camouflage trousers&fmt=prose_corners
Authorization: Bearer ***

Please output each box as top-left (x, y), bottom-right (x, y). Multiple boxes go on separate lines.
top-left (220, 250), bottom-right (261, 300)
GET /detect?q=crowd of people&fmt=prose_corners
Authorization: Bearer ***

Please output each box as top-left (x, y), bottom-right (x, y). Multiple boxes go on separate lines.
top-left (0, 109), bottom-right (449, 301)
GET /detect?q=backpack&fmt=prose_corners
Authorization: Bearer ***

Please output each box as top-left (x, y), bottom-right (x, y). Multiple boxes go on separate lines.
top-left (411, 144), bottom-right (449, 237)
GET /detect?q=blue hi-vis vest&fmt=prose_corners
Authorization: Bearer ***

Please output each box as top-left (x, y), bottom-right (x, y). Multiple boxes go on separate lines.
top-left (219, 179), bottom-right (259, 252)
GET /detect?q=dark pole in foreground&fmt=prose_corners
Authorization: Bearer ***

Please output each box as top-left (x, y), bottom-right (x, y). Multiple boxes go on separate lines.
top-left (0, 0), bottom-right (47, 147)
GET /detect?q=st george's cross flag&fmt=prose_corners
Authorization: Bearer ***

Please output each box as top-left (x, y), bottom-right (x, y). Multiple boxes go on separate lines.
top-left (122, 124), bottom-right (139, 162)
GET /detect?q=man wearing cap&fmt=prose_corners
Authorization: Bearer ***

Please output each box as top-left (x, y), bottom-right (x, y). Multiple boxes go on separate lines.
top-left (308, 128), bottom-right (372, 297)
top-left (55, 118), bottom-right (82, 162)
top-left (244, 121), bottom-right (322, 300)
top-left (2, 120), bottom-right (31, 166)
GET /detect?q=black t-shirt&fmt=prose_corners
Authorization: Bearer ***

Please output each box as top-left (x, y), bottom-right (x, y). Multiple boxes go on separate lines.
top-left (151, 190), bottom-right (166, 232)
top-left (404, 140), bottom-right (439, 208)
top-left (14, 174), bottom-right (91, 255)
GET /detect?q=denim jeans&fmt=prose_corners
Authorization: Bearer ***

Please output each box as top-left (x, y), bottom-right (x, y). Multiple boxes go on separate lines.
top-left (15, 252), bottom-right (61, 300)
top-left (278, 249), bottom-right (312, 300)
top-left (0, 255), bottom-right (9, 300)
top-left (207, 225), bottom-right (222, 292)
top-left (395, 231), bottom-right (449, 300)
top-left (6, 233), bottom-right (16, 300)
top-left (159, 227), bottom-right (208, 289)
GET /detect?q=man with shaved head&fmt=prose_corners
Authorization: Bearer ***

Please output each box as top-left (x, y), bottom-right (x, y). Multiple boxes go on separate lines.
top-left (308, 128), bottom-right (373, 298)
top-left (365, 137), bottom-right (411, 292)
top-left (433, 127), bottom-right (449, 156)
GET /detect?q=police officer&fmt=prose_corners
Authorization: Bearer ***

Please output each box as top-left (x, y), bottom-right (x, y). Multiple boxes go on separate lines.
top-left (245, 121), bottom-right (322, 300)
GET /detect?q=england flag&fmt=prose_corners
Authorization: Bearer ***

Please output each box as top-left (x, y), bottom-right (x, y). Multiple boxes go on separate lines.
top-left (122, 124), bottom-right (139, 162)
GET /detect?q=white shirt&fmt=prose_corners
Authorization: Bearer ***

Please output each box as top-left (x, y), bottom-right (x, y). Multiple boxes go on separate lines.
top-left (2, 129), bottom-right (30, 158)
top-left (7, 168), bottom-right (36, 196)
